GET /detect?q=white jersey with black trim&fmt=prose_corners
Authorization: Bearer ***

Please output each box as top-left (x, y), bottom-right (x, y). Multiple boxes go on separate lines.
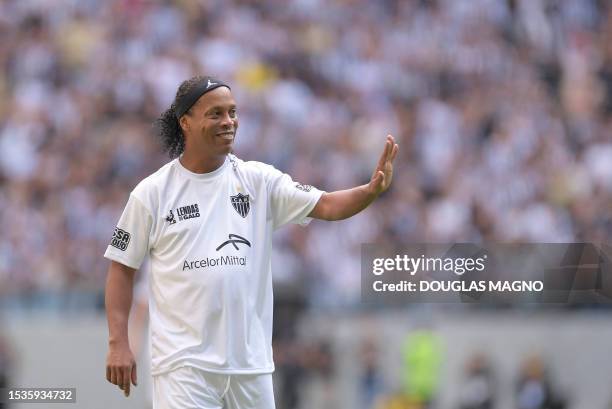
top-left (104, 154), bottom-right (323, 376)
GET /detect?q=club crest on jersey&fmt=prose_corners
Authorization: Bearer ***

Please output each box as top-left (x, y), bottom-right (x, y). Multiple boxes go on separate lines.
top-left (230, 193), bottom-right (250, 218)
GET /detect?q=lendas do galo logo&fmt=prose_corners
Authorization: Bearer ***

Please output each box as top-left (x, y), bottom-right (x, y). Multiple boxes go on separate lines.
top-left (166, 203), bottom-right (201, 225)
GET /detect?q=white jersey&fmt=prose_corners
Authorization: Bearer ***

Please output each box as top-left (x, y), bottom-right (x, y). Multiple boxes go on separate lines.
top-left (104, 154), bottom-right (323, 376)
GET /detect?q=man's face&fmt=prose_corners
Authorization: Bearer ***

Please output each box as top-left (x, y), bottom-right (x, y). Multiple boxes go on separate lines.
top-left (181, 86), bottom-right (238, 157)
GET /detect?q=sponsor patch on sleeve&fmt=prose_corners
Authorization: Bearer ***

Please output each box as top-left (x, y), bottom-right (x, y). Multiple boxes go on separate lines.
top-left (110, 227), bottom-right (131, 251)
top-left (295, 183), bottom-right (313, 192)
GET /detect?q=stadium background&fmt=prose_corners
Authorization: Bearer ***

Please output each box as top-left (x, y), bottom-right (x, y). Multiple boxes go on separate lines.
top-left (1, 0), bottom-right (611, 408)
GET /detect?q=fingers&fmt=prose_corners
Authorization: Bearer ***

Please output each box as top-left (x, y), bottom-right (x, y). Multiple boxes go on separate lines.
top-left (390, 143), bottom-right (399, 162)
top-left (123, 362), bottom-right (137, 396)
top-left (385, 135), bottom-right (398, 160)
top-left (384, 136), bottom-right (399, 167)
top-left (107, 364), bottom-right (136, 397)
top-left (117, 365), bottom-right (131, 397)
top-left (124, 372), bottom-right (130, 397)
top-left (110, 366), bottom-right (119, 385)
top-left (131, 363), bottom-right (138, 386)
top-left (371, 170), bottom-right (384, 191)
top-left (379, 135), bottom-right (398, 166)
top-left (377, 139), bottom-right (391, 169)
top-left (116, 369), bottom-right (124, 391)
top-left (369, 135), bottom-right (398, 195)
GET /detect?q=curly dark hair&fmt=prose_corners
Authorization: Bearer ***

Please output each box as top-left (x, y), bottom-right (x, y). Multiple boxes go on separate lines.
top-left (154, 75), bottom-right (207, 158)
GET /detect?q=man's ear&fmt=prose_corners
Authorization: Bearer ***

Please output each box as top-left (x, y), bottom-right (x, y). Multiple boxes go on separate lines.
top-left (179, 116), bottom-right (190, 133)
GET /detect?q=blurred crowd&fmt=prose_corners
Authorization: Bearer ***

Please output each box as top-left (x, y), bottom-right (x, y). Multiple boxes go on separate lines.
top-left (273, 325), bottom-right (572, 409)
top-left (0, 0), bottom-right (611, 306)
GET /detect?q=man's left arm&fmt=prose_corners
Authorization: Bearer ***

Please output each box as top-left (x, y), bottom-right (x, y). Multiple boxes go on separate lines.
top-left (309, 135), bottom-right (399, 221)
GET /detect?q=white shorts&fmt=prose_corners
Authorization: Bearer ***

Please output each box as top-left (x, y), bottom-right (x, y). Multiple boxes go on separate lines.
top-left (152, 366), bottom-right (276, 409)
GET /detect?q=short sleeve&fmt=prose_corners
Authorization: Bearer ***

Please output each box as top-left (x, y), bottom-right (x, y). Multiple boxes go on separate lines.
top-left (266, 166), bottom-right (324, 230)
top-left (104, 194), bottom-right (153, 269)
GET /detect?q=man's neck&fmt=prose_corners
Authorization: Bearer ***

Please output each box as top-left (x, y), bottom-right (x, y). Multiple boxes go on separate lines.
top-left (179, 152), bottom-right (226, 174)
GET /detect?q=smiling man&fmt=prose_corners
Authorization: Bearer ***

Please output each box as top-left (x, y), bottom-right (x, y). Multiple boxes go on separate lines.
top-left (104, 75), bottom-right (398, 409)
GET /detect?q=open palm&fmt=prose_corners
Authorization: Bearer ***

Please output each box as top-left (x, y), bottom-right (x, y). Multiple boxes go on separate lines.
top-left (369, 134), bottom-right (399, 196)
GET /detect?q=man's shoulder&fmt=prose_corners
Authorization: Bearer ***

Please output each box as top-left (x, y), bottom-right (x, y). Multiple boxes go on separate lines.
top-left (231, 155), bottom-right (280, 178)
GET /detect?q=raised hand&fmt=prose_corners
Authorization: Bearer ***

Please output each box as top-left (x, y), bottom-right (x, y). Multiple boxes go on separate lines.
top-left (368, 134), bottom-right (399, 196)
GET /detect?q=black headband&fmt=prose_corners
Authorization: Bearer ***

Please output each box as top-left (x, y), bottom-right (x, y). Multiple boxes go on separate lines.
top-left (174, 77), bottom-right (230, 119)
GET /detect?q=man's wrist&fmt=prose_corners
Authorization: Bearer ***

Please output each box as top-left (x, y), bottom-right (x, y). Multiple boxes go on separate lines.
top-left (363, 184), bottom-right (379, 202)
top-left (108, 337), bottom-right (130, 348)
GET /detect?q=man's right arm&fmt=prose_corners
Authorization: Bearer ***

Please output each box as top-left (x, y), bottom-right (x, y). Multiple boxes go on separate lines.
top-left (105, 260), bottom-right (138, 397)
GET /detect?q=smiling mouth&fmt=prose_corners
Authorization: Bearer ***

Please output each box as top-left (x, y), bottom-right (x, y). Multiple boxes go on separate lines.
top-left (217, 131), bottom-right (234, 140)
